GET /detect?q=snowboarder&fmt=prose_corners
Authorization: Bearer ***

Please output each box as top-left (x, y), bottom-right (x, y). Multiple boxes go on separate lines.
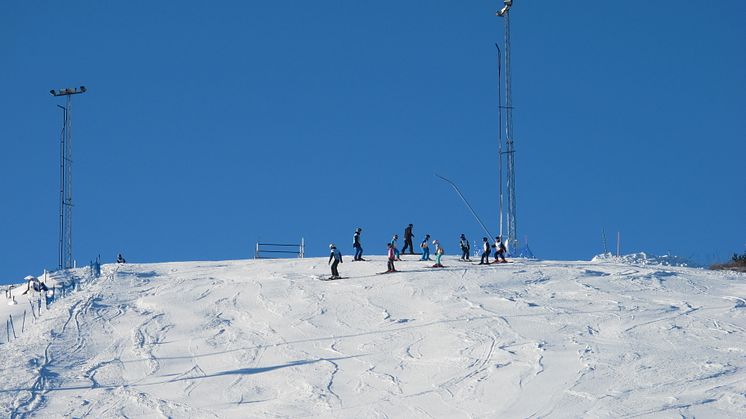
top-left (479, 237), bottom-right (491, 265)
top-left (353, 228), bottom-right (364, 261)
top-left (116, 253), bottom-right (126, 264)
top-left (390, 234), bottom-right (402, 260)
top-left (402, 224), bottom-right (415, 254)
top-left (432, 240), bottom-right (445, 268)
top-left (459, 234), bottom-right (471, 261)
top-left (21, 275), bottom-right (48, 295)
top-left (328, 244), bottom-right (343, 279)
top-left (386, 243), bottom-right (397, 273)
top-left (420, 234), bottom-right (432, 261)
top-left (493, 236), bottom-right (508, 263)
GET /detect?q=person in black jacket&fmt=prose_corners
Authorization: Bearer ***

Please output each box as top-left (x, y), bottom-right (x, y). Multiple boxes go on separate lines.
top-left (459, 234), bottom-right (471, 261)
top-left (479, 237), bottom-right (491, 265)
top-left (402, 224), bottom-right (415, 254)
top-left (328, 244), bottom-right (343, 279)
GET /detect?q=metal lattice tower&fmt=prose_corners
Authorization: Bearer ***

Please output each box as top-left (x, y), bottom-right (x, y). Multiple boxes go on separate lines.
top-left (51, 86), bottom-right (86, 270)
top-left (497, 1), bottom-right (518, 252)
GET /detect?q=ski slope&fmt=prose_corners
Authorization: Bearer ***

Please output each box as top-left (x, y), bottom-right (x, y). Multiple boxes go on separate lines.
top-left (1, 256), bottom-right (745, 418)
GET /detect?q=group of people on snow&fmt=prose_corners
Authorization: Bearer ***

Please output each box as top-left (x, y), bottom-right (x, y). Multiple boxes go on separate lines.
top-left (328, 224), bottom-right (510, 279)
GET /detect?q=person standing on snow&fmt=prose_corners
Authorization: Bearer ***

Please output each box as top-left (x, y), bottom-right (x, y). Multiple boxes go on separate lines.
top-left (493, 236), bottom-right (508, 263)
top-left (390, 234), bottom-right (402, 261)
top-left (402, 224), bottom-right (415, 254)
top-left (459, 234), bottom-right (471, 261)
top-left (116, 253), bottom-right (126, 264)
top-left (432, 240), bottom-right (445, 268)
top-left (386, 243), bottom-right (397, 273)
top-left (328, 244), bottom-right (343, 279)
top-left (479, 237), bottom-right (491, 265)
top-left (353, 228), bottom-right (364, 261)
top-left (420, 234), bottom-right (432, 261)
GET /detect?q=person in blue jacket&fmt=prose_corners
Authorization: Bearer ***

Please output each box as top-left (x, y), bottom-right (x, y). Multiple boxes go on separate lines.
top-left (420, 234), bottom-right (432, 261)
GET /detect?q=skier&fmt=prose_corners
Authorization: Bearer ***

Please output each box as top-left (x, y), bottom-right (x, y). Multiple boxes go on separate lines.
top-left (386, 243), bottom-right (397, 273)
top-left (432, 240), bottom-right (445, 268)
top-left (328, 244), bottom-right (343, 279)
top-left (479, 237), bottom-right (491, 265)
top-left (21, 275), bottom-right (48, 295)
top-left (116, 253), bottom-right (126, 264)
top-left (493, 236), bottom-right (508, 263)
top-left (420, 234), bottom-right (432, 261)
top-left (353, 228), bottom-right (364, 261)
top-left (390, 234), bottom-right (402, 261)
top-left (459, 234), bottom-right (471, 261)
top-left (402, 224), bottom-right (415, 254)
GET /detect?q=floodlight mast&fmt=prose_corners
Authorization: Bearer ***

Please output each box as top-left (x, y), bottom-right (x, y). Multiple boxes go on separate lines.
top-left (50, 86), bottom-right (86, 270)
top-left (496, 0), bottom-right (518, 253)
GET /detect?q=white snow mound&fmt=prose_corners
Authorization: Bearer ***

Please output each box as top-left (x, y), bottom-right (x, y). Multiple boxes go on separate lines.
top-left (1, 257), bottom-right (745, 418)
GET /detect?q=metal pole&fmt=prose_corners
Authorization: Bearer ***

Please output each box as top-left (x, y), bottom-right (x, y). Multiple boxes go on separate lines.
top-left (436, 174), bottom-right (493, 238)
top-left (496, 43), bottom-right (504, 239)
top-left (9, 315), bottom-right (16, 339)
top-left (504, 8), bottom-right (517, 252)
top-left (57, 104), bottom-right (66, 269)
top-left (617, 232), bottom-right (621, 257)
top-left (51, 86), bottom-right (86, 270)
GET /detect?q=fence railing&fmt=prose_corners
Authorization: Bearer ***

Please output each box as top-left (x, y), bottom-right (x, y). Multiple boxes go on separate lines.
top-left (3, 262), bottom-right (107, 344)
top-left (255, 238), bottom-right (305, 259)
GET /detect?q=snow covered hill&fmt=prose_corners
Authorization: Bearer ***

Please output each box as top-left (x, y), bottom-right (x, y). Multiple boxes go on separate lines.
top-left (1, 256), bottom-right (745, 418)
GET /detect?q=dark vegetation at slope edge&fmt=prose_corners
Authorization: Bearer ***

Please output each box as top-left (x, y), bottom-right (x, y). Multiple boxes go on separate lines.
top-left (710, 251), bottom-right (746, 273)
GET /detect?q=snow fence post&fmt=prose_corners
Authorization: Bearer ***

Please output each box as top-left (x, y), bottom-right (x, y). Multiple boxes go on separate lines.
top-left (22, 310), bottom-right (26, 333)
top-left (9, 314), bottom-right (16, 339)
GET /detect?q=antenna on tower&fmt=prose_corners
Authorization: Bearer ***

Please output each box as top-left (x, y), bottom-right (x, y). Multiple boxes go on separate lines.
top-left (50, 86), bottom-right (87, 270)
top-left (496, 0), bottom-right (518, 253)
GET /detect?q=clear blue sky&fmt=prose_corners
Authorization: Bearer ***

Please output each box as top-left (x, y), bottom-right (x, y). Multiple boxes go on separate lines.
top-left (1, 1), bottom-right (744, 283)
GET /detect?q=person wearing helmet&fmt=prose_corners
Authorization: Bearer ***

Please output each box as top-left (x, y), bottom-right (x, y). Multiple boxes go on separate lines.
top-left (459, 234), bottom-right (471, 261)
top-left (493, 236), bottom-right (507, 263)
top-left (402, 224), bottom-right (415, 254)
top-left (353, 228), bottom-right (364, 261)
top-left (328, 244), bottom-right (343, 279)
top-left (432, 240), bottom-right (445, 268)
top-left (386, 243), bottom-right (397, 273)
top-left (390, 234), bottom-right (401, 261)
top-left (479, 237), bottom-right (491, 265)
top-left (21, 275), bottom-right (48, 295)
top-left (420, 234), bottom-right (432, 261)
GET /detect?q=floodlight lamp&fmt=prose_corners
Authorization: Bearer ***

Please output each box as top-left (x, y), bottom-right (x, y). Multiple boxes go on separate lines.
top-left (50, 89), bottom-right (56, 96)
top-left (80, 86), bottom-right (87, 92)
top-left (504, 0), bottom-right (513, 6)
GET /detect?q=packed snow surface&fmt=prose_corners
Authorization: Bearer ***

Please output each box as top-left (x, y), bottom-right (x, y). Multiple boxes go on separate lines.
top-left (1, 256), bottom-right (745, 418)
